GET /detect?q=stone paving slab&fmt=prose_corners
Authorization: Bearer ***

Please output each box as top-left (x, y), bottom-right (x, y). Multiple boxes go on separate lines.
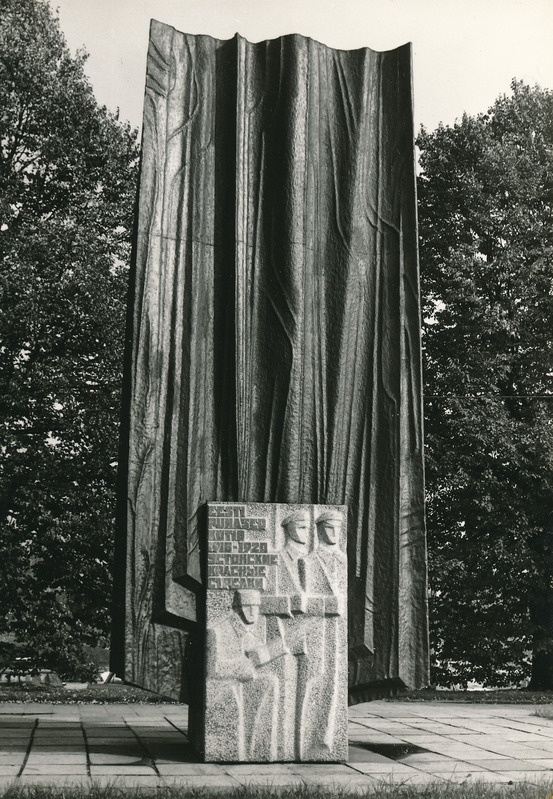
top-left (1, 700), bottom-right (553, 789)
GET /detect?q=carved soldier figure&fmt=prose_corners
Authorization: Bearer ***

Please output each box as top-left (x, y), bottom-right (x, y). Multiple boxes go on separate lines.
top-left (311, 510), bottom-right (347, 612)
top-left (269, 509), bottom-right (346, 758)
top-left (268, 510), bottom-right (311, 760)
top-left (300, 510), bottom-right (347, 754)
top-left (206, 589), bottom-right (286, 760)
top-left (255, 510), bottom-right (311, 759)
top-left (278, 510), bottom-right (310, 601)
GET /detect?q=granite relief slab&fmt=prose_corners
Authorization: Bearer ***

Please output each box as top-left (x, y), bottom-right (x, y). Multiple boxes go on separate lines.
top-left (203, 502), bottom-right (348, 762)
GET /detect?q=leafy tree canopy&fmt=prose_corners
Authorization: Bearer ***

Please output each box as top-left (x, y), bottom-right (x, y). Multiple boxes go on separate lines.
top-left (0, 0), bottom-right (138, 678)
top-left (418, 80), bottom-right (553, 687)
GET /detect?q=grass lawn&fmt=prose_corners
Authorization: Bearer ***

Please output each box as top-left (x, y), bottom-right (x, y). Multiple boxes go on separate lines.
top-left (2, 684), bottom-right (553, 705)
top-left (0, 683), bottom-right (178, 704)
top-left (1, 782), bottom-right (553, 799)
top-left (393, 688), bottom-right (553, 704)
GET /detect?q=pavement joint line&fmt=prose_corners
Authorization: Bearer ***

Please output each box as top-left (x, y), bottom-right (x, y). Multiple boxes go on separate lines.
top-left (17, 718), bottom-right (38, 778)
top-left (164, 715), bottom-right (189, 739)
top-left (124, 719), bottom-right (160, 776)
top-left (80, 718), bottom-right (91, 778)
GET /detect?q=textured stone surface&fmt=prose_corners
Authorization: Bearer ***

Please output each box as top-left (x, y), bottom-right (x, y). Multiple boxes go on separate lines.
top-left (203, 502), bottom-right (348, 762)
top-left (112, 21), bottom-right (428, 701)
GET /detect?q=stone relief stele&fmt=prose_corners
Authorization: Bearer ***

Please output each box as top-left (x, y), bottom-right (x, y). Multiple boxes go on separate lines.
top-left (203, 502), bottom-right (348, 762)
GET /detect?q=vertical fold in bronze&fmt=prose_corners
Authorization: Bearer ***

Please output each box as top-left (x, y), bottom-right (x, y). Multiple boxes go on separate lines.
top-left (112, 21), bottom-right (429, 700)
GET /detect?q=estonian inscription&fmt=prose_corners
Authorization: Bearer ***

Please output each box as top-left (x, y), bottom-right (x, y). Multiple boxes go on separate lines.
top-left (207, 506), bottom-right (277, 590)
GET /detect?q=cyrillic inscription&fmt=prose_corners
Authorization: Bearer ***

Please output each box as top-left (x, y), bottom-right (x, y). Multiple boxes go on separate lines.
top-left (207, 506), bottom-right (276, 591)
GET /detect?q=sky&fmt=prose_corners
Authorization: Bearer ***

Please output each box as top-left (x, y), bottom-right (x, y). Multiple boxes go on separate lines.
top-left (53, 0), bottom-right (553, 133)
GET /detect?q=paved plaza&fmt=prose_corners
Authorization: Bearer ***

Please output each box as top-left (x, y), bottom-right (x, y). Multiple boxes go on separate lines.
top-left (1, 700), bottom-right (553, 790)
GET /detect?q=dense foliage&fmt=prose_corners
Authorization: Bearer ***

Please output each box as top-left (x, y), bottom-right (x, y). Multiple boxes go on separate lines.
top-left (418, 80), bottom-right (553, 687)
top-left (0, 0), bottom-right (138, 678)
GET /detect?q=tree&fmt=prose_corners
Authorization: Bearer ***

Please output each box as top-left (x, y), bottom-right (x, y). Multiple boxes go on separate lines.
top-left (0, 0), bottom-right (138, 678)
top-left (418, 80), bottom-right (553, 687)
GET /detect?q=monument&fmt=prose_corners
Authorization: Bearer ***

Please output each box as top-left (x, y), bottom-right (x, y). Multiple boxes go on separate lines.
top-left (111, 19), bottom-right (429, 732)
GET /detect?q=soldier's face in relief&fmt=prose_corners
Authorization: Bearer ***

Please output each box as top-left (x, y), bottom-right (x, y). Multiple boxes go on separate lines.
top-left (234, 590), bottom-right (260, 624)
top-left (317, 519), bottom-right (340, 546)
top-left (240, 602), bottom-right (259, 625)
top-left (284, 516), bottom-right (309, 546)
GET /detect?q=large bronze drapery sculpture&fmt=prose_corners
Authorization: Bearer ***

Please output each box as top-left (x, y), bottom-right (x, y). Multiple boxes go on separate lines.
top-left (111, 21), bottom-right (429, 701)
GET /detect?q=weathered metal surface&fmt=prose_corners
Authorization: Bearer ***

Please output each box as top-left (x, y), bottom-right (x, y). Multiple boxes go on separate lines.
top-left (111, 21), bottom-right (428, 701)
